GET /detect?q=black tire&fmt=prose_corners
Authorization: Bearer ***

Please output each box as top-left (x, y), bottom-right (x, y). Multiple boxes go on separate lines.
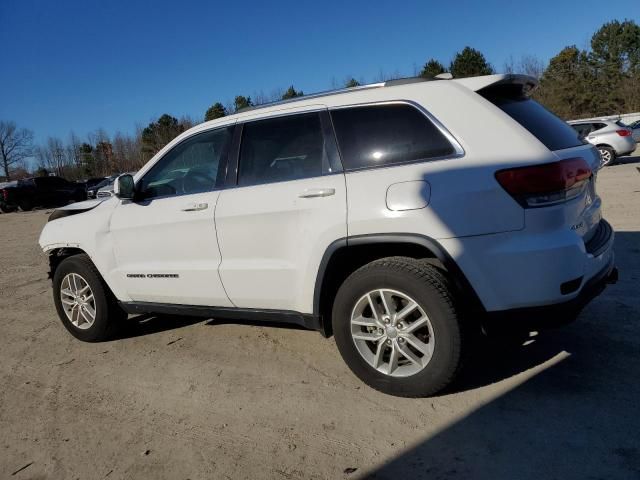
top-left (0, 203), bottom-right (16, 213)
top-left (597, 146), bottom-right (616, 166)
top-left (18, 199), bottom-right (33, 211)
top-left (52, 254), bottom-right (127, 342)
top-left (332, 257), bottom-right (466, 397)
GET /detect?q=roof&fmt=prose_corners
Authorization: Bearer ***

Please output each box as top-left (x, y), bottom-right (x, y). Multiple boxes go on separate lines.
top-left (235, 73), bottom-right (539, 115)
top-left (134, 73), bottom-right (541, 181)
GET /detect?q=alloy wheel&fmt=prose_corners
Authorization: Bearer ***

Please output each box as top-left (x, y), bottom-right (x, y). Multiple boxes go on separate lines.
top-left (599, 148), bottom-right (612, 166)
top-left (350, 289), bottom-right (435, 377)
top-left (60, 273), bottom-right (97, 329)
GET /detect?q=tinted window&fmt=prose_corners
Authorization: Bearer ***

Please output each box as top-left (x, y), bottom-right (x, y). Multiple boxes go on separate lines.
top-left (36, 177), bottom-right (66, 189)
top-left (138, 127), bottom-right (232, 200)
top-left (19, 179), bottom-right (36, 188)
top-left (50, 177), bottom-right (69, 188)
top-left (571, 123), bottom-right (593, 138)
top-left (238, 113), bottom-right (325, 186)
top-left (481, 85), bottom-right (584, 151)
top-left (330, 104), bottom-right (455, 170)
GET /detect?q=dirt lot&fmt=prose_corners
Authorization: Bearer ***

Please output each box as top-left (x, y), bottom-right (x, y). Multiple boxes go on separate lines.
top-left (1, 158), bottom-right (639, 480)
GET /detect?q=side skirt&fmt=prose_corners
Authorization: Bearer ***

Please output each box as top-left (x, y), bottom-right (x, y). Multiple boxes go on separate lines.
top-left (119, 302), bottom-right (323, 333)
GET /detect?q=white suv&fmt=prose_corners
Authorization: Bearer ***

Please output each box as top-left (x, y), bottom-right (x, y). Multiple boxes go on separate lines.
top-left (39, 74), bottom-right (617, 397)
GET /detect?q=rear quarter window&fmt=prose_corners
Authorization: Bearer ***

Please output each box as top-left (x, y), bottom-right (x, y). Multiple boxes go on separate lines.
top-left (480, 84), bottom-right (585, 151)
top-left (330, 104), bottom-right (456, 170)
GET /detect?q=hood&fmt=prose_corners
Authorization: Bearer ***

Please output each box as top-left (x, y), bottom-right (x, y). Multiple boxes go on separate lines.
top-left (48, 198), bottom-right (108, 221)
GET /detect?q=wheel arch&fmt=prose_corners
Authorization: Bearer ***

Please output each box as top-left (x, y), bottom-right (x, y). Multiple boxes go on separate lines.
top-left (47, 247), bottom-right (90, 280)
top-left (313, 234), bottom-right (485, 337)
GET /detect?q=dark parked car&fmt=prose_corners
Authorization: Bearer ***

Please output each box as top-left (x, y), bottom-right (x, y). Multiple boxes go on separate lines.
top-left (83, 177), bottom-right (109, 191)
top-left (87, 175), bottom-right (117, 199)
top-left (2, 176), bottom-right (87, 211)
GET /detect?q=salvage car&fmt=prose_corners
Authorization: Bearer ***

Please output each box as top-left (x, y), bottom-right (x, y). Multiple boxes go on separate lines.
top-left (39, 74), bottom-right (617, 397)
top-left (4, 176), bottom-right (86, 211)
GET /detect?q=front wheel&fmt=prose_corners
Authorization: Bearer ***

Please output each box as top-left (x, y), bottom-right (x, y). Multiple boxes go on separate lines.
top-left (0, 203), bottom-right (16, 213)
top-left (332, 257), bottom-right (466, 397)
top-left (598, 146), bottom-right (615, 166)
top-left (53, 254), bottom-right (127, 342)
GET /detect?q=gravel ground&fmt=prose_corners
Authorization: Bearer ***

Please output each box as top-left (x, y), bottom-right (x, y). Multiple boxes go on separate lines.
top-left (1, 157), bottom-right (639, 479)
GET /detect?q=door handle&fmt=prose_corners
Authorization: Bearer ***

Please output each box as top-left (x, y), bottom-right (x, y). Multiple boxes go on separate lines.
top-left (181, 202), bottom-right (208, 211)
top-left (298, 188), bottom-right (335, 199)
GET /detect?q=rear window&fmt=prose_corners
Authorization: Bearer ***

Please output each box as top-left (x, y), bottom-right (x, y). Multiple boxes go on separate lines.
top-left (330, 104), bottom-right (455, 170)
top-left (480, 85), bottom-right (585, 151)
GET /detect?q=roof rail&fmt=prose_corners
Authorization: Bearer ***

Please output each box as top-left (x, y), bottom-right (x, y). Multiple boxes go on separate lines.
top-left (383, 77), bottom-right (430, 86)
top-left (237, 83), bottom-right (385, 113)
top-left (235, 76), bottom-right (449, 114)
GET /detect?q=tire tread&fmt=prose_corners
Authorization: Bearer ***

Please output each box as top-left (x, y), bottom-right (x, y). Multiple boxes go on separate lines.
top-left (333, 256), bottom-right (467, 397)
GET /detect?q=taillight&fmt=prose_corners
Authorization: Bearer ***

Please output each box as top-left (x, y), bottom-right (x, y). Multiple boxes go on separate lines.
top-left (495, 157), bottom-right (592, 208)
top-left (616, 129), bottom-right (632, 137)
top-left (2, 189), bottom-right (7, 201)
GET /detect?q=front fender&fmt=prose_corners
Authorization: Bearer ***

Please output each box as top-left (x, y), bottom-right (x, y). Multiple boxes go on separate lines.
top-left (39, 198), bottom-right (129, 301)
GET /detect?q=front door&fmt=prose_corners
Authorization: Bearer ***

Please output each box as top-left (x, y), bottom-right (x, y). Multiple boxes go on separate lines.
top-left (110, 125), bottom-right (234, 306)
top-left (215, 109), bottom-right (347, 313)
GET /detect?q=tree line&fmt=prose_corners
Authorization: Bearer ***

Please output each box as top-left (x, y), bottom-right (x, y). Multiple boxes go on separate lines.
top-left (1, 19), bottom-right (638, 182)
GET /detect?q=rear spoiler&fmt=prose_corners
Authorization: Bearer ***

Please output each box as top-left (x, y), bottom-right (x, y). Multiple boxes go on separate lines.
top-left (451, 74), bottom-right (538, 92)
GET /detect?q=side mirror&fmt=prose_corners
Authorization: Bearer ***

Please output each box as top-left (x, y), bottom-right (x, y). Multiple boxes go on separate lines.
top-left (114, 174), bottom-right (135, 200)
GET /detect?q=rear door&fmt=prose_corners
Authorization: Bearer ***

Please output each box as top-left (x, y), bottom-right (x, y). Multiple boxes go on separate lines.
top-left (215, 108), bottom-right (346, 313)
top-left (109, 126), bottom-right (234, 306)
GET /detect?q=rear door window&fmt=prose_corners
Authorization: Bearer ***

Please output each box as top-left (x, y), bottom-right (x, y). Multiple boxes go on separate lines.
top-left (480, 84), bottom-right (585, 151)
top-left (330, 104), bottom-right (455, 170)
top-left (573, 123), bottom-right (597, 137)
top-left (238, 112), bottom-right (327, 186)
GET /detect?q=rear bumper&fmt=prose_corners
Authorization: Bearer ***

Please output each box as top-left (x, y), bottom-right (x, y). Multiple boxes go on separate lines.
top-left (438, 209), bottom-right (616, 313)
top-left (613, 137), bottom-right (637, 156)
top-left (484, 257), bottom-right (617, 331)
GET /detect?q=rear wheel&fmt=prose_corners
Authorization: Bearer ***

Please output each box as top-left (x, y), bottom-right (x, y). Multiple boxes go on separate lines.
top-left (598, 146), bottom-right (615, 166)
top-left (53, 254), bottom-right (127, 342)
top-left (18, 199), bottom-right (33, 211)
top-left (332, 257), bottom-right (466, 397)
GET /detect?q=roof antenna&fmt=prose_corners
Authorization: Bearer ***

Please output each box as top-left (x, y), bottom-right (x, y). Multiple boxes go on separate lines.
top-left (435, 72), bottom-right (453, 80)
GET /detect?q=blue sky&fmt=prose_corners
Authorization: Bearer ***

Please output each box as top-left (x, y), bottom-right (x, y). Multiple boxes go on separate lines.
top-left (1, 0), bottom-right (639, 145)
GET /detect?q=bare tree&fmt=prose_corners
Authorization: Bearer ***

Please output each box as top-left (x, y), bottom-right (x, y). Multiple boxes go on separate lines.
top-left (36, 137), bottom-right (68, 176)
top-left (253, 90), bottom-right (271, 105)
top-left (0, 121), bottom-right (34, 180)
top-left (504, 55), bottom-right (516, 74)
top-left (67, 132), bottom-right (82, 169)
top-left (520, 54), bottom-right (545, 79)
top-left (503, 54), bottom-right (546, 79)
